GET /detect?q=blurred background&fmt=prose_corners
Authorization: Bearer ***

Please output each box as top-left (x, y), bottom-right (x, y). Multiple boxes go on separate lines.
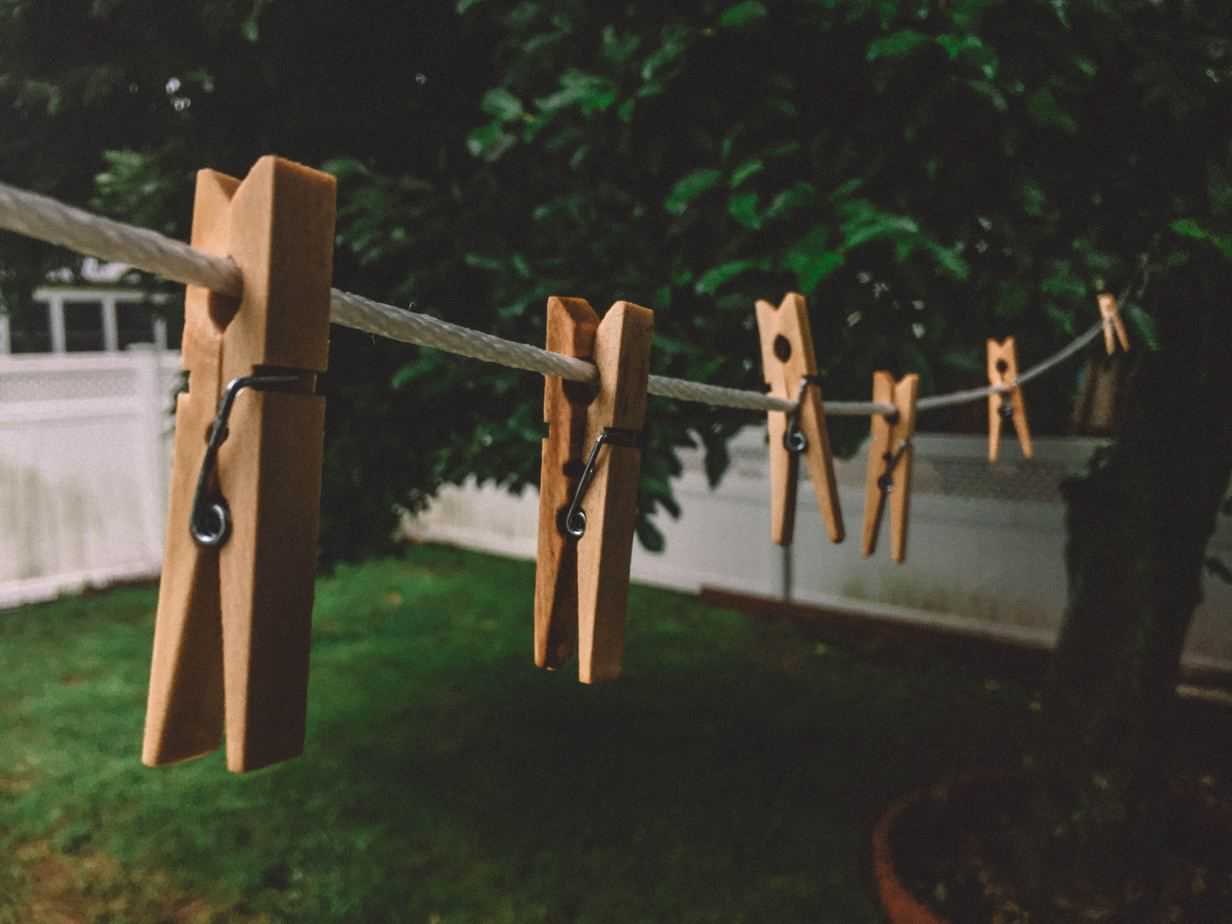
top-left (2, 2), bottom-right (1231, 922)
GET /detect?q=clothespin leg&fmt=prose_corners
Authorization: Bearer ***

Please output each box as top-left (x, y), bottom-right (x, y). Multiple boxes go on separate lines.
top-left (861, 372), bottom-right (895, 557)
top-left (215, 158), bottom-right (334, 773)
top-left (988, 390), bottom-right (1004, 463)
top-left (533, 297), bottom-right (598, 669)
top-left (143, 170), bottom-right (237, 767)
top-left (217, 388), bottom-right (325, 772)
top-left (1010, 389), bottom-right (1033, 459)
top-left (575, 301), bottom-right (654, 684)
top-left (888, 375), bottom-right (919, 563)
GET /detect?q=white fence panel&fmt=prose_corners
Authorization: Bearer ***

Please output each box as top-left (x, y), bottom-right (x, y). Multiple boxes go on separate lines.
top-left (406, 428), bottom-right (1232, 669)
top-left (0, 348), bottom-right (178, 608)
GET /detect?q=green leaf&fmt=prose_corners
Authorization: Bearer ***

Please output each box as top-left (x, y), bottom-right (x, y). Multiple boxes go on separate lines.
top-left (1170, 217), bottom-right (1232, 259)
top-left (601, 25), bottom-right (641, 64)
top-left (456, 0), bottom-right (485, 11)
top-left (642, 25), bottom-right (693, 82)
top-left (936, 33), bottom-right (982, 61)
top-left (463, 253), bottom-right (504, 271)
top-left (480, 88), bottom-right (523, 121)
top-left (942, 349), bottom-right (983, 373)
top-left (1123, 304), bottom-right (1158, 349)
top-left (1027, 86), bottom-right (1078, 134)
top-left (665, 168), bottom-right (722, 215)
top-left (694, 259), bottom-right (766, 294)
top-left (729, 158), bottom-right (764, 188)
top-left (966, 79), bottom-right (1007, 111)
top-left (784, 228), bottom-right (844, 291)
top-left (727, 191), bottom-right (762, 229)
top-left (636, 517), bottom-right (666, 553)
top-left (867, 30), bottom-right (930, 62)
top-left (466, 122), bottom-right (515, 161)
top-left (536, 70), bottom-right (617, 115)
top-left (718, 1), bottom-right (768, 29)
top-left (764, 182), bottom-right (815, 221)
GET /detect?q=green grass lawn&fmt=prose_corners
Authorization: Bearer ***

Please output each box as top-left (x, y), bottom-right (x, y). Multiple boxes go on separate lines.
top-left (0, 544), bottom-right (1045, 924)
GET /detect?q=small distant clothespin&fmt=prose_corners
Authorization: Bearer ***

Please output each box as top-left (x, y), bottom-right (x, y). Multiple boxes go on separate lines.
top-left (754, 293), bottom-right (843, 546)
top-left (534, 297), bottom-right (654, 683)
top-left (1097, 291), bottom-right (1130, 355)
top-left (143, 157), bottom-right (336, 773)
top-left (861, 372), bottom-right (918, 563)
top-left (986, 337), bottom-right (1033, 463)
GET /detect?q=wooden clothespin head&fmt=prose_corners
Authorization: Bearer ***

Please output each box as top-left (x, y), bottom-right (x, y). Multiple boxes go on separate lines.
top-left (986, 337), bottom-right (1033, 463)
top-left (533, 298), bottom-right (654, 684)
top-left (861, 372), bottom-right (919, 563)
top-left (1097, 291), bottom-right (1130, 355)
top-left (754, 293), bottom-right (844, 546)
top-left (143, 156), bottom-right (336, 773)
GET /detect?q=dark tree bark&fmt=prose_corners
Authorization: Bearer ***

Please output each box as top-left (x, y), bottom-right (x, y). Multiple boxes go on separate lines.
top-left (1026, 269), bottom-right (1232, 908)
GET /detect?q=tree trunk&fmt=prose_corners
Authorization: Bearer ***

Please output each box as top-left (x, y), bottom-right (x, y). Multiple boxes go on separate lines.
top-left (1026, 279), bottom-right (1232, 908)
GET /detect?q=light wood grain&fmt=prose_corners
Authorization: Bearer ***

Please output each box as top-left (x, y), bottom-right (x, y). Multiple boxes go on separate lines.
top-left (1097, 292), bottom-right (1130, 355)
top-left (533, 296), bottom-right (598, 669)
top-left (986, 337), bottom-right (1033, 463)
top-left (576, 301), bottom-right (653, 684)
top-left (143, 157), bottom-right (335, 773)
top-left (861, 372), bottom-right (919, 562)
top-left (754, 293), bottom-right (843, 546)
top-left (142, 169), bottom-right (237, 767)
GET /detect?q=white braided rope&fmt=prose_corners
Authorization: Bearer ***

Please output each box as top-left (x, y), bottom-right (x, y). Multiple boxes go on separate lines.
top-left (0, 181), bottom-right (245, 297)
top-left (0, 178), bottom-right (1107, 419)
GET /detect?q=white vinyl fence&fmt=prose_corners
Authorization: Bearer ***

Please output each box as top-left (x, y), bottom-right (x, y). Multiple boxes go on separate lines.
top-left (0, 348), bottom-right (178, 608)
top-left (407, 427), bottom-right (1232, 669)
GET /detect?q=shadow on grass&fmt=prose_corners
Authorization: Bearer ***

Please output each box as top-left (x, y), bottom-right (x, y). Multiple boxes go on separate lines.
top-left (0, 544), bottom-right (1042, 924)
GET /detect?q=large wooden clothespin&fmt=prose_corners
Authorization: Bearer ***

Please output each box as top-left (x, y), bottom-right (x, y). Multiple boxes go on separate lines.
top-left (861, 372), bottom-right (919, 563)
top-left (754, 293), bottom-right (843, 546)
top-left (1097, 291), bottom-right (1130, 355)
top-left (534, 297), bottom-right (654, 683)
top-left (986, 337), bottom-right (1033, 463)
top-left (143, 157), bottom-right (336, 773)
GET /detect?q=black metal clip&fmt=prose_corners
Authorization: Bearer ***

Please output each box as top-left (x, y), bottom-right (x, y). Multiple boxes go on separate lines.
top-left (562, 427), bottom-right (641, 539)
top-left (783, 374), bottom-right (820, 454)
top-left (189, 374), bottom-right (299, 547)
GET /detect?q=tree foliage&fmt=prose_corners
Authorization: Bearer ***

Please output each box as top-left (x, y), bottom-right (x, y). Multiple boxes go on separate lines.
top-left (1, 0), bottom-right (1230, 563)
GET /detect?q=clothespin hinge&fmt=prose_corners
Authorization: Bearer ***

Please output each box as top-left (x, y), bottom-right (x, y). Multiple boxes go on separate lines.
top-left (562, 426), bottom-right (642, 539)
top-left (189, 373), bottom-right (302, 547)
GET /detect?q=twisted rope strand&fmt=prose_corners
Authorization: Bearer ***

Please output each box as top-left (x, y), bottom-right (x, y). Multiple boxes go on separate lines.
top-left (0, 178), bottom-right (1112, 419)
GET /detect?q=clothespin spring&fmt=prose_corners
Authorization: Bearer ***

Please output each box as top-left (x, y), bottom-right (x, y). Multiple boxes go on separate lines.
top-left (189, 374), bottom-right (301, 547)
top-left (562, 426), bottom-right (641, 539)
top-left (783, 374), bottom-right (820, 455)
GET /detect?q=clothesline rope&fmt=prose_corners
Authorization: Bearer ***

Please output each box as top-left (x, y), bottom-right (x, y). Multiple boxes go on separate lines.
top-left (1, 179), bottom-right (1108, 417)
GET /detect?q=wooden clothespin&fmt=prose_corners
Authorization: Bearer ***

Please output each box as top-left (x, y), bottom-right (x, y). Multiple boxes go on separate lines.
top-left (142, 156), bottom-right (336, 773)
top-left (986, 337), bottom-right (1033, 462)
top-left (534, 298), bottom-right (653, 683)
top-left (754, 293), bottom-right (843, 546)
top-left (861, 372), bottom-right (919, 563)
top-left (1097, 291), bottom-right (1130, 355)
